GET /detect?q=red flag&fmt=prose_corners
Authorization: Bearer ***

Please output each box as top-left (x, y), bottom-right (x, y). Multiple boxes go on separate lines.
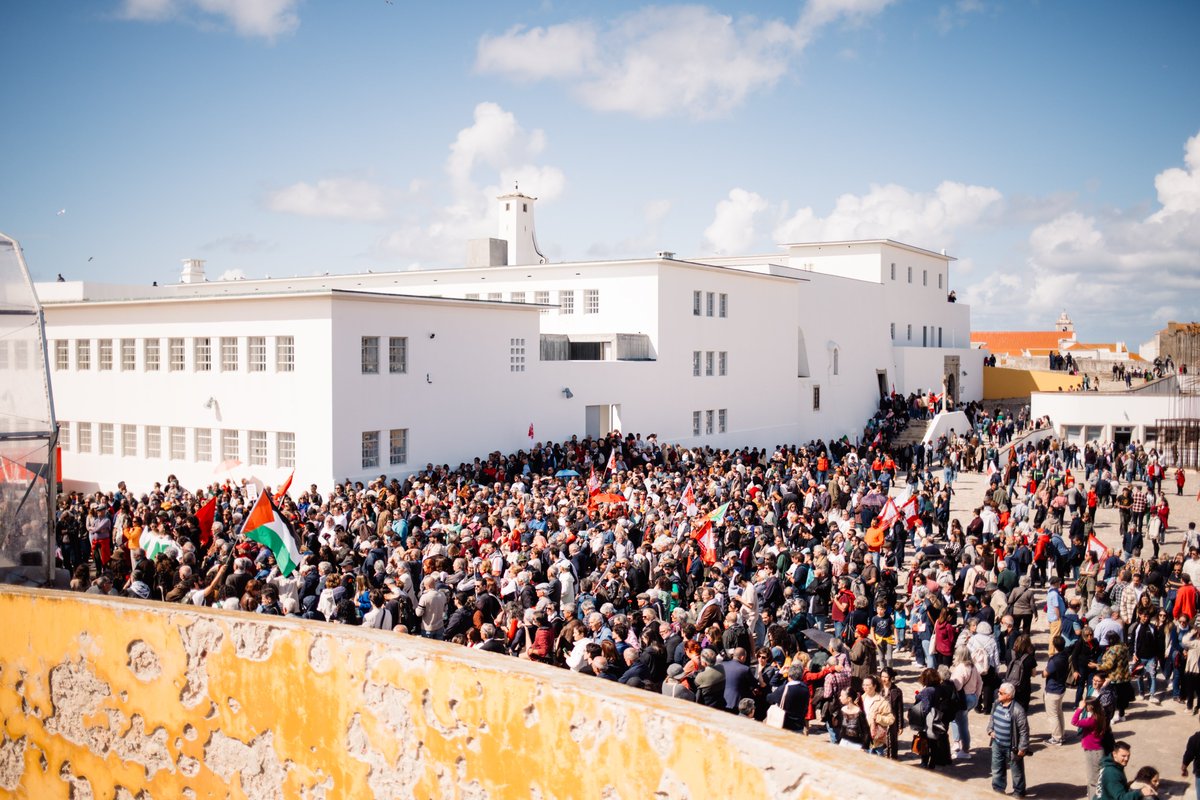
top-left (692, 520), bottom-right (717, 565)
top-left (587, 466), bottom-right (601, 496)
top-left (273, 470), bottom-right (294, 504)
top-left (680, 481), bottom-right (697, 515)
top-left (196, 495), bottom-right (217, 548)
top-left (606, 448), bottom-right (617, 473)
top-left (528, 423), bottom-right (535, 440)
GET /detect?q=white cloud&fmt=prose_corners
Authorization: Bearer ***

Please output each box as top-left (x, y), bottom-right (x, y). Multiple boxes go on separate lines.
top-left (587, 199), bottom-right (674, 258)
top-left (117, 0), bottom-right (299, 40)
top-left (217, 268), bottom-right (246, 281)
top-left (704, 189), bottom-right (768, 254)
top-left (935, 0), bottom-right (987, 35)
top-left (774, 180), bottom-right (1002, 249)
top-left (476, 2), bottom-right (895, 118)
top-left (266, 178), bottom-right (388, 221)
top-left (446, 102), bottom-right (548, 194)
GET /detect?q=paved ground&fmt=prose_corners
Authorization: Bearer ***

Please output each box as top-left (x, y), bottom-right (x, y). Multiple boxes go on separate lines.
top-left (886, 465), bottom-right (1197, 799)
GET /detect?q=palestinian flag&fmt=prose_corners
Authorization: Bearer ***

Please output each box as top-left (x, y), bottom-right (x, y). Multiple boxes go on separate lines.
top-left (140, 530), bottom-right (182, 560)
top-left (707, 502), bottom-right (731, 524)
top-left (242, 491), bottom-right (302, 577)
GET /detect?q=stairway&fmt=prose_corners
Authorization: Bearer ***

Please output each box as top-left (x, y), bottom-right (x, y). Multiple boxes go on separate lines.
top-left (890, 419), bottom-right (933, 449)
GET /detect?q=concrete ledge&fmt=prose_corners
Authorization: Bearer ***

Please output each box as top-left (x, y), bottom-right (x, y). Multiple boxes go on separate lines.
top-left (0, 586), bottom-right (996, 799)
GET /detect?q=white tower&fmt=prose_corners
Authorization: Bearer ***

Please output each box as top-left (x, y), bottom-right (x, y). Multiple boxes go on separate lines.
top-left (1055, 310), bottom-right (1075, 337)
top-left (497, 186), bottom-right (547, 266)
top-left (180, 258), bottom-right (206, 284)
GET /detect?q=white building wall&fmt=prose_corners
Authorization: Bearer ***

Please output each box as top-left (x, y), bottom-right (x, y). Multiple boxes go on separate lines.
top-left (1031, 391), bottom-right (1199, 446)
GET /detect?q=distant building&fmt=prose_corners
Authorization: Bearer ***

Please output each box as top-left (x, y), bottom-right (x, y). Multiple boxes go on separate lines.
top-left (33, 193), bottom-right (982, 491)
top-left (973, 311), bottom-right (1138, 366)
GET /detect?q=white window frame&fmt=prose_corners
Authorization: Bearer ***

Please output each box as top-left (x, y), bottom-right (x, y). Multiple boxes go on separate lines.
top-left (693, 351), bottom-right (701, 377)
top-left (54, 340), bottom-right (69, 371)
top-left (276, 432), bottom-right (295, 469)
top-left (718, 408), bottom-right (727, 434)
top-left (535, 290), bottom-right (550, 313)
top-left (389, 337), bottom-right (408, 374)
top-left (248, 337), bottom-right (266, 372)
top-left (120, 339), bottom-right (135, 371)
top-left (194, 337), bottom-right (211, 372)
top-left (99, 423), bottom-right (114, 455)
top-left (144, 338), bottom-right (160, 372)
top-left (693, 290), bottom-right (702, 316)
top-left (362, 430), bottom-right (379, 469)
top-left (584, 289), bottom-right (599, 314)
top-left (361, 336), bottom-right (380, 374)
top-left (389, 428), bottom-right (408, 466)
top-left (718, 351), bottom-right (727, 376)
top-left (559, 290), bottom-right (575, 315)
top-left (705, 410), bottom-right (714, 435)
top-left (145, 426), bottom-right (162, 459)
top-left (195, 428), bottom-right (212, 462)
top-left (76, 339), bottom-right (91, 371)
top-left (170, 427), bottom-right (186, 461)
top-left (706, 292), bottom-right (714, 317)
top-left (220, 429), bottom-right (239, 462)
top-left (692, 411), bottom-right (701, 437)
top-left (718, 293), bottom-right (727, 318)
top-left (705, 351), bottom-right (714, 377)
top-left (510, 338), bottom-right (525, 373)
top-left (59, 421), bottom-right (71, 451)
top-left (220, 337), bottom-right (238, 372)
top-left (276, 336), bottom-right (295, 372)
top-left (248, 430), bottom-right (267, 466)
top-left (511, 291), bottom-right (526, 303)
top-left (77, 422), bottom-right (92, 453)
top-left (813, 385), bottom-right (821, 411)
top-left (98, 339), bottom-right (113, 371)
top-left (169, 337), bottom-right (186, 371)
top-left (487, 292), bottom-right (502, 302)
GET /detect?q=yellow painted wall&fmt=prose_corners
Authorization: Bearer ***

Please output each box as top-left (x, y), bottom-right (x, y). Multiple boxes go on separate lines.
top-left (983, 366), bottom-right (1082, 399)
top-left (0, 587), bottom-right (997, 799)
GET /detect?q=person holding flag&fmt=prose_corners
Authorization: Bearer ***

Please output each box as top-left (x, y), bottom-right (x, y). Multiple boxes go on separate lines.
top-left (241, 490), bottom-right (303, 577)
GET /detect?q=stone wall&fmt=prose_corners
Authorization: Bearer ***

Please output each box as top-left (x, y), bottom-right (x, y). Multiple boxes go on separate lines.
top-left (0, 586), bottom-right (996, 799)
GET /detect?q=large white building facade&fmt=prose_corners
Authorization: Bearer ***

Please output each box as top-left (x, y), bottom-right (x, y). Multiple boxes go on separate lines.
top-left (32, 193), bottom-right (982, 491)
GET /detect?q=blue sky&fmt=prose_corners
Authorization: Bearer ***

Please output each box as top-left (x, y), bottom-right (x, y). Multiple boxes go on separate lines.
top-left (2, 1), bottom-right (1198, 346)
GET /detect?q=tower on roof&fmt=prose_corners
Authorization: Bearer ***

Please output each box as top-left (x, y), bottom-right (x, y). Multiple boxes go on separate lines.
top-left (496, 185), bottom-right (547, 267)
top-left (1055, 310), bottom-right (1075, 336)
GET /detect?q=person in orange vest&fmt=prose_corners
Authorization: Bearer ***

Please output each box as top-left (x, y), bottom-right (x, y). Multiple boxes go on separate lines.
top-left (817, 454), bottom-right (829, 484)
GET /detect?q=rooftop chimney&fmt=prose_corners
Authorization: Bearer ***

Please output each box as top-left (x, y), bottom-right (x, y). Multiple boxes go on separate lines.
top-left (180, 258), bottom-right (206, 284)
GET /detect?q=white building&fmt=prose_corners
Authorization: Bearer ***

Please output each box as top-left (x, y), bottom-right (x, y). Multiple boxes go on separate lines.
top-left (33, 193), bottom-right (982, 492)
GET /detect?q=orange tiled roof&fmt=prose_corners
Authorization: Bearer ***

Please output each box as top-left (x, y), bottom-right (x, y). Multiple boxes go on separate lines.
top-left (970, 330), bottom-right (1068, 356)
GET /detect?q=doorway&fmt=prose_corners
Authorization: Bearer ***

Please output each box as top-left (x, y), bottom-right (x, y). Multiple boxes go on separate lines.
top-left (585, 404), bottom-right (622, 439)
top-left (876, 370), bottom-right (889, 400)
top-left (943, 355), bottom-right (961, 404)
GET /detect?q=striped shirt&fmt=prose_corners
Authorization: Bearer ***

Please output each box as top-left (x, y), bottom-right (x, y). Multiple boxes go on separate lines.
top-left (992, 702), bottom-right (1014, 749)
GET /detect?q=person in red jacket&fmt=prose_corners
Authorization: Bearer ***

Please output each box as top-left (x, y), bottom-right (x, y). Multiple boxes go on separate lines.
top-left (1175, 574), bottom-right (1198, 622)
top-left (1177, 467), bottom-right (1187, 497)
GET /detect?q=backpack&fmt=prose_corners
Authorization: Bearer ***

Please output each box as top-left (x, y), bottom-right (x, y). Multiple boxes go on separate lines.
top-left (970, 642), bottom-right (991, 676)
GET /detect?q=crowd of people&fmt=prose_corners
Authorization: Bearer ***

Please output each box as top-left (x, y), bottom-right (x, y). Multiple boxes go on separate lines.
top-left (53, 393), bottom-right (1194, 799)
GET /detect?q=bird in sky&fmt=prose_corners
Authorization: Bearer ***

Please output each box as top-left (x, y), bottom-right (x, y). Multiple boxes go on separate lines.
top-left (87, 257), bottom-right (93, 262)
top-left (56, 209), bottom-right (66, 216)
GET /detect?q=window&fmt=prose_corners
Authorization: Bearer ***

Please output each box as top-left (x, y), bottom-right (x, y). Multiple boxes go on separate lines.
top-left (362, 430), bottom-right (379, 469)
top-left (907, 266), bottom-right (912, 283)
top-left (718, 408), bottom-right (727, 434)
top-left (389, 428), bottom-right (408, 465)
top-left (693, 291), bottom-right (702, 316)
top-left (120, 339), bottom-right (135, 371)
top-left (692, 411), bottom-right (701, 437)
top-left (389, 337), bottom-right (408, 374)
top-left (248, 337), bottom-right (266, 372)
top-left (361, 336), bottom-right (379, 374)
top-left (938, 273), bottom-right (943, 289)
top-left (584, 289), bottom-right (599, 314)
top-left (890, 262), bottom-right (896, 280)
top-left (169, 337), bottom-right (185, 371)
top-left (890, 323), bottom-right (896, 341)
top-left (146, 426), bottom-right (161, 459)
top-left (59, 422), bottom-right (70, 451)
top-left (195, 429), bottom-right (211, 462)
top-left (813, 386), bottom-right (821, 411)
top-left (248, 430), bottom-right (267, 466)
top-left (144, 339), bottom-right (160, 371)
top-left (510, 338), bottom-right (526, 372)
top-left (832, 348), bottom-right (839, 376)
top-left (55, 340), bottom-right (68, 371)
top-left (719, 293), bottom-right (727, 318)
top-left (705, 351), bottom-right (714, 377)
top-left (938, 327), bottom-right (943, 348)
top-left (78, 422), bottom-right (92, 453)
top-left (123, 425), bottom-right (137, 458)
top-left (705, 410), bottom-right (714, 435)
top-left (922, 326), bottom-right (928, 347)
top-left (220, 429), bottom-right (238, 462)
top-left (718, 351), bottom-right (727, 377)
top-left (511, 291), bottom-right (526, 303)
top-left (76, 340), bottom-right (91, 371)
top-left (535, 290), bottom-right (550, 311)
top-left (706, 292), bottom-right (714, 317)
top-left (99, 424), bottom-right (114, 455)
top-left (487, 292), bottom-right (502, 302)
top-left (906, 324), bottom-right (912, 341)
top-left (693, 351), bottom-right (701, 377)
top-left (277, 432), bottom-right (295, 469)
top-left (194, 337), bottom-right (211, 372)
top-left (465, 293), bottom-right (479, 300)
top-left (170, 427), bottom-right (186, 460)
top-left (276, 336), bottom-right (294, 372)
top-left (923, 269), bottom-right (928, 287)
top-left (220, 337), bottom-right (238, 372)
top-left (559, 290), bottom-right (574, 315)
top-left (97, 340), bottom-right (112, 371)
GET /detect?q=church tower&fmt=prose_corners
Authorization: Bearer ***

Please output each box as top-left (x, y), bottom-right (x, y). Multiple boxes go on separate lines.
top-left (1055, 310), bottom-right (1075, 338)
top-left (496, 186), bottom-right (547, 266)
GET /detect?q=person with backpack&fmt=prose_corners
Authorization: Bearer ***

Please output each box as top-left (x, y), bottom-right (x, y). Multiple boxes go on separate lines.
top-left (970, 620), bottom-right (1001, 713)
top-left (950, 646), bottom-right (982, 759)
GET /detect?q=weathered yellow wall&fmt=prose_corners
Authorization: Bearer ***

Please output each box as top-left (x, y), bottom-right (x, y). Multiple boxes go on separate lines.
top-left (983, 366), bottom-right (1082, 399)
top-left (0, 587), bottom-right (996, 799)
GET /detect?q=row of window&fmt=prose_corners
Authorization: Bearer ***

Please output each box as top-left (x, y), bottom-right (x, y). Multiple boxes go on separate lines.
top-left (463, 289), bottom-right (601, 315)
top-left (60, 422), bottom-right (296, 468)
top-left (692, 350), bottom-right (728, 377)
top-left (0, 340), bottom-right (33, 370)
top-left (361, 429), bottom-right (409, 469)
top-left (360, 337), bottom-right (408, 375)
top-left (53, 336), bottom-right (295, 373)
top-left (889, 324), bottom-right (944, 347)
top-left (692, 291), bottom-right (728, 318)
top-left (889, 262), bottom-right (943, 289)
top-left (691, 409), bottom-right (729, 436)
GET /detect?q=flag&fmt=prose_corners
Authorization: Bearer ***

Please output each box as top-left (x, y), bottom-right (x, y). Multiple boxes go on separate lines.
top-left (707, 502), bottom-right (731, 524)
top-left (900, 494), bottom-right (922, 528)
top-left (877, 490), bottom-right (909, 529)
top-left (679, 481), bottom-right (697, 516)
top-left (587, 466), bottom-right (601, 496)
top-left (140, 529), bottom-right (182, 560)
top-left (692, 520), bottom-right (717, 565)
top-left (605, 448), bottom-right (617, 474)
top-left (273, 471), bottom-right (294, 504)
top-left (196, 495), bottom-right (217, 548)
top-left (242, 491), bottom-right (302, 577)
top-left (588, 492), bottom-right (627, 509)
top-left (1086, 534), bottom-right (1109, 561)
top-left (528, 423), bottom-right (535, 441)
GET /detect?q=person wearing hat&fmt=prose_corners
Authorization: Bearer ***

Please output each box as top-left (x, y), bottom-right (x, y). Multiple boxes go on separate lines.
top-left (662, 663), bottom-right (695, 701)
top-left (849, 623), bottom-right (878, 694)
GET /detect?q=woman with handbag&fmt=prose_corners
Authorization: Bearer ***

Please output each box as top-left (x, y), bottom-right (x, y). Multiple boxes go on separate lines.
top-left (764, 664), bottom-right (809, 733)
top-left (879, 667), bottom-right (906, 759)
top-left (861, 675), bottom-right (893, 755)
